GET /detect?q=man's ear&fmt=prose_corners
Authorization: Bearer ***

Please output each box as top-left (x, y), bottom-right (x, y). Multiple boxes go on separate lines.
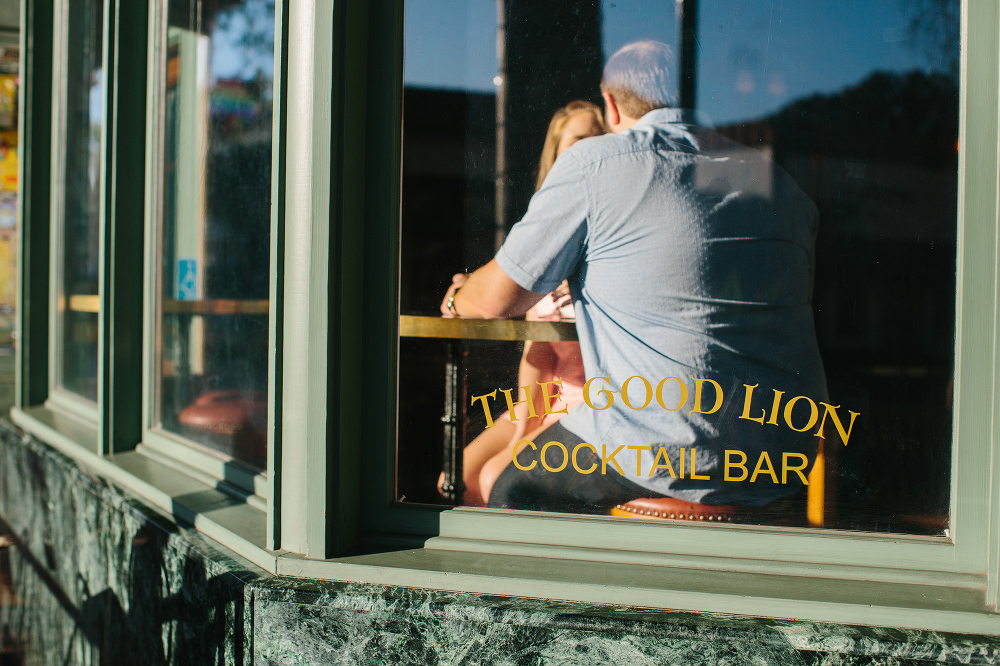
top-left (602, 91), bottom-right (621, 130)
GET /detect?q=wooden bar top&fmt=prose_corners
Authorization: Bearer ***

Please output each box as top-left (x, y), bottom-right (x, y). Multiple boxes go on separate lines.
top-left (163, 299), bottom-right (269, 315)
top-left (399, 315), bottom-right (577, 342)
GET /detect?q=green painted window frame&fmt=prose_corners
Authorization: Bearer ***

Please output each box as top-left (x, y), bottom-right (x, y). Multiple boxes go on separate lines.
top-left (17, 0), bottom-right (144, 454)
top-left (14, 0), bottom-right (277, 562)
top-left (14, 0), bottom-right (1000, 635)
top-left (272, 0), bottom-right (1000, 632)
top-left (17, 0), bottom-right (149, 461)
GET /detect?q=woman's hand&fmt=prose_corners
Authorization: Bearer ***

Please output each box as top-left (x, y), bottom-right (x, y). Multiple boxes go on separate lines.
top-left (551, 280), bottom-right (570, 300)
top-left (440, 273), bottom-right (470, 317)
top-left (550, 280), bottom-right (573, 314)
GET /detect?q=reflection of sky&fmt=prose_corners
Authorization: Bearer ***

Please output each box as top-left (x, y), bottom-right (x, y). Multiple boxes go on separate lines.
top-left (89, 68), bottom-right (103, 191)
top-left (405, 0), bottom-right (949, 125)
top-left (88, 68), bottom-right (103, 124)
top-left (696, 1), bottom-right (934, 124)
top-left (210, 0), bottom-right (275, 87)
top-left (404, 0), bottom-right (497, 92)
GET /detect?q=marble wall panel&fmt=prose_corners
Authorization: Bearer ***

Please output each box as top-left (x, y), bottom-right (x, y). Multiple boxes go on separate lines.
top-left (252, 582), bottom-right (1000, 666)
top-left (0, 421), bottom-right (261, 665)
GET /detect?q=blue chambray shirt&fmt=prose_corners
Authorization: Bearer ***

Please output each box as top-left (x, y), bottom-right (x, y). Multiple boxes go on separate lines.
top-left (495, 108), bottom-right (828, 506)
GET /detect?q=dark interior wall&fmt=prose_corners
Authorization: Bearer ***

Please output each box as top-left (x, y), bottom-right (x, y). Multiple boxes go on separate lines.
top-left (500, 0), bottom-right (604, 236)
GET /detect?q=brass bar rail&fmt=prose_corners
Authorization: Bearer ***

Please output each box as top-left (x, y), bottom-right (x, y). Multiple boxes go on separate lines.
top-left (398, 315), bottom-right (577, 341)
top-left (66, 294), bottom-right (100, 313)
top-left (162, 299), bottom-right (269, 315)
top-left (65, 297), bottom-right (271, 315)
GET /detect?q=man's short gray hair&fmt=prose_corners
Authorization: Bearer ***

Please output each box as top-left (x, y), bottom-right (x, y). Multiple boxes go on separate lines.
top-left (601, 40), bottom-right (676, 118)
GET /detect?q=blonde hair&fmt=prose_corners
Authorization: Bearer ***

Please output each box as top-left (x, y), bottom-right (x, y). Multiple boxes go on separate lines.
top-left (535, 101), bottom-right (605, 191)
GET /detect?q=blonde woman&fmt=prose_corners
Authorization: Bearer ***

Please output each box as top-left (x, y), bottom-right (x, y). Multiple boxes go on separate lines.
top-left (454, 101), bottom-right (605, 506)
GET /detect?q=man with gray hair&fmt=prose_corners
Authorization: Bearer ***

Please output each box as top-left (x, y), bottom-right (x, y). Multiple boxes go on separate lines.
top-left (441, 40), bottom-right (827, 519)
top-left (599, 39), bottom-right (676, 116)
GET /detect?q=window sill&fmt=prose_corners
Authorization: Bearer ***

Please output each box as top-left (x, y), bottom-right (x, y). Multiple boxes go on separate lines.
top-left (20, 402), bottom-right (99, 455)
top-left (274, 545), bottom-right (1000, 635)
top-left (137, 433), bottom-right (267, 510)
top-left (10, 405), bottom-right (276, 570)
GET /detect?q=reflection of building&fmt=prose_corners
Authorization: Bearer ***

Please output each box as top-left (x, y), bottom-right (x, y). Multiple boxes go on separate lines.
top-left (497, 0), bottom-right (603, 245)
top-left (159, 26), bottom-right (271, 466)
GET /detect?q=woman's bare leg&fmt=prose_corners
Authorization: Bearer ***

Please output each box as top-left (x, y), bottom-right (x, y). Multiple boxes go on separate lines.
top-left (445, 338), bottom-right (558, 505)
top-left (479, 421), bottom-right (554, 504)
top-left (457, 420), bottom-right (517, 505)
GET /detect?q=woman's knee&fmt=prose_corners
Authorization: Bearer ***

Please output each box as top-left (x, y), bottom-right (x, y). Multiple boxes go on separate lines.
top-left (478, 453), bottom-right (511, 504)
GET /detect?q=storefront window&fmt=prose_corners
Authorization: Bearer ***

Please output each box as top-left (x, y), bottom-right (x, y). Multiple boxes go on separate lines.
top-left (55, 0), bottom-right (104, 402)
top-left (398, 0), bottom-right (958, 536)
top-left (152, 0), bottom-right (274, 471)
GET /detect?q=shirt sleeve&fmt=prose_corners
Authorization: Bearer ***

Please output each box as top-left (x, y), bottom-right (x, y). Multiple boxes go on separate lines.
top-left (495, 152), bottom-right (589, 294)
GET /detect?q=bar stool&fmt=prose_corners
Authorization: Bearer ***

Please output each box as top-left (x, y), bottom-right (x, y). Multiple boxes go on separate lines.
top-left (611, 439), bottom-right (833, 527)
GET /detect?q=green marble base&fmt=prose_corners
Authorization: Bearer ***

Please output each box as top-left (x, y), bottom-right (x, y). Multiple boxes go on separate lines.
top-left (253, 583), bottom-right (1000, 666)
top-left (0, 420), bottom-right (263, 665)
top-left (1, 421), bottom-right (998, 665)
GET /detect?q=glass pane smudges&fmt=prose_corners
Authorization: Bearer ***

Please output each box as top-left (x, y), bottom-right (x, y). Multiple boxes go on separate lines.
top-left (57, 0), bottom-right (104, 401)
top-left (153, 0), bottom-right (274, 472)
top-left (399, 0), bottom-right (958, 535)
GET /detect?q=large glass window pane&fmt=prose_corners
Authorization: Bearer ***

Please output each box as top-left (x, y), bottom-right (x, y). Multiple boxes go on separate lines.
top-left (398, 0), bottom-right (958, 536)
top-left (152, 0), bottom-right (274, 471)
top-left (56, 0), bottom-right (104, 402)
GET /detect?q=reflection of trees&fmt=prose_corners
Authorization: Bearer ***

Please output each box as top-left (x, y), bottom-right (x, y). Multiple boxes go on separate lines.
top-left (169, 0), bottom-right (276, 82)
top-left (766, 70), bottom-right (958, 166)
top-left (902, 0), bottom-right (959, 81)
top-left (213, 0), bottom-right (276, 81)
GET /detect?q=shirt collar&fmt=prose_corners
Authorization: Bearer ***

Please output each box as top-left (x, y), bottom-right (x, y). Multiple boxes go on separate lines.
top-left (633, 107), bottom-right (713, 129)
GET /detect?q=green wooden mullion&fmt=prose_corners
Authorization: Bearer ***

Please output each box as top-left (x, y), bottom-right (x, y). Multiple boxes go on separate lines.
top-left (100, 0), bottom-right (148, 454)
top-left (16, 0), bottom-right (54, 409)
top-left (96, 0), bottom-right (115, 454)
top-left (946, 0), bottom-right (1000, 603)
top-left (325, 0), bottom-right (374, 557)
top-left (279, 0), bottom-right (336, 557)
top-left (358, 0), bottom-right (403, 536)
top-left (266, 0), bottom-right (290, 551)
top-left (971, 0), bottom-right (1000, 609)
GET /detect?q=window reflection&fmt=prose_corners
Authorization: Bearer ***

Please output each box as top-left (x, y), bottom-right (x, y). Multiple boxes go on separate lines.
top-left (57, 0), bottom-right (104, 402)
top-left (398, 0), bottom-right (958, 535)
top-left (154, 0), bottom-right (274, 471)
